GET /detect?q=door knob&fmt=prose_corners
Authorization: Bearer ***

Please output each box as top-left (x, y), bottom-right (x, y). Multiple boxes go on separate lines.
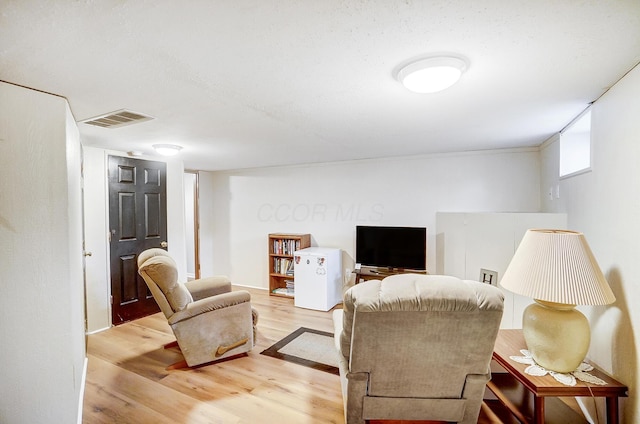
top-left (84, 251), bottom-right (93, 257)
top-left (161, 241), bottom-right (168, 248)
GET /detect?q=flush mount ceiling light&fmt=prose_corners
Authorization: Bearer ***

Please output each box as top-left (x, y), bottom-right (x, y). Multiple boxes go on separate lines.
top-left (396, 55), bottom-right (469, 94)
top-left (153, 144), bottom-right (183, 156)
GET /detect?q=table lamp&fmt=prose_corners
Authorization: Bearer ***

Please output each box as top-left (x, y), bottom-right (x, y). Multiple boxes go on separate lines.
top-left (500, 229), bottom-right (615, 373)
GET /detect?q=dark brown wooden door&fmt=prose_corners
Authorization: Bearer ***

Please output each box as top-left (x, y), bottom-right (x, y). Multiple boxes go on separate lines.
top-left (108, 156), bottom-right (167, 325)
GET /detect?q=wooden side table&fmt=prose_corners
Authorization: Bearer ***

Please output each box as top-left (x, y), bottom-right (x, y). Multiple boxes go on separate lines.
top-left (488, 329), bottom-right (628, 424)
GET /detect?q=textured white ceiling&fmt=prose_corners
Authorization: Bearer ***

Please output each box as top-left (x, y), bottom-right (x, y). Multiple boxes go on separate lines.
top-left (1, 1), bottom-right (639, 171)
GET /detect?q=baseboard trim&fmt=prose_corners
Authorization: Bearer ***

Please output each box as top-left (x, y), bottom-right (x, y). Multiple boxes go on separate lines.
top-left (77, 356), bottom-right (88, 424)
top-left (86, 326), bottom-right (111, 335)
top-left (232, 283), bottom-right (269, 291)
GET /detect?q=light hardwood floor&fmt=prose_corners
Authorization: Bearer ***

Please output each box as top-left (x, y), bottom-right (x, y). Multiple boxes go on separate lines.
top-left (83, 286), bottom-right (505, 424)
top-left (83, 286), bottom-right (345, 424)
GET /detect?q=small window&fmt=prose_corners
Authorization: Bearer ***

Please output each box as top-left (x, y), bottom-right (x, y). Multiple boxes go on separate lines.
top-left (559, 109), bottom-right (591, 178)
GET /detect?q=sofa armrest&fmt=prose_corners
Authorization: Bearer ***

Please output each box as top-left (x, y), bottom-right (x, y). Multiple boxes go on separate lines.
top-left (168, 290), bottom-right (250, 325)
top-left (332, 309), bottom-right (349, 361)
top-left (340, 280), bottom-right (382, 360)
top-left (184, 276), bottom-right (231, 301)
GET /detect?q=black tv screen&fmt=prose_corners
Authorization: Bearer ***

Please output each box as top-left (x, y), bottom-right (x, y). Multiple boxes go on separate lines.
top-left (356, 226), bottom-right (426, 271)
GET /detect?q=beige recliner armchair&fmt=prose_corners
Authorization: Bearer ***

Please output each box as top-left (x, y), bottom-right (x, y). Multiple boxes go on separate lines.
top-left (137, 248), bottom-right (258, 368)
top-left (333, 274), bottom-right (504, 424)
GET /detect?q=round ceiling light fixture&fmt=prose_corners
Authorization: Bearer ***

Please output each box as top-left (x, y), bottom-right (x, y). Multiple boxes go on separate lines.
top-left (396, 55), bottom-right (469, 94)
top-left (152, 144), bottom-right (183, 156)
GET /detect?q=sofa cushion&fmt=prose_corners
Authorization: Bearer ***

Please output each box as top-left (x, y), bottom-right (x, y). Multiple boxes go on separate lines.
top-left (139, 255), bottom-right (193, 312)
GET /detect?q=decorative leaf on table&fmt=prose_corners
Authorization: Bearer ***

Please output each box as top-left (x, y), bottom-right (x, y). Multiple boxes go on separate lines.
top-left (510, 350), bottom-right (535, 365)
top-left (576, 362), bottom-right (595, 372)
top-left (524, 364), bottom-right (548, 376)
top-left (574, 371), bottom-right (607, 385)
top-left (550, 371), bottom-right (576, 386)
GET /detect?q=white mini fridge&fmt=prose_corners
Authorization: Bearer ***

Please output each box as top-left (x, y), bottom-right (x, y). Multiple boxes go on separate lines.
top-left (293, 247), bottom-right (342, 311)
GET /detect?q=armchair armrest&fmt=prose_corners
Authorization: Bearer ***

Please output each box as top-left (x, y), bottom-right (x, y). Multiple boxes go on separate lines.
top-left (184, 276), bottom-right (231, 301)
top-left (332, 309), bottom-right (349, 361)
top-left (168, 290), bottom-right (250, 325)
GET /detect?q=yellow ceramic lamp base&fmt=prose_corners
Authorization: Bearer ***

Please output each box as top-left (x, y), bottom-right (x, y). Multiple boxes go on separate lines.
top-left (522, 300), bottom-right (591, 373)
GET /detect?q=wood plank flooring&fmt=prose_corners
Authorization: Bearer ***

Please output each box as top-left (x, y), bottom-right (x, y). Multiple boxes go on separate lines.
top-left (83, 286), bottom-right (507, 424)
top-left (83, 287), bottom-right (344, 424)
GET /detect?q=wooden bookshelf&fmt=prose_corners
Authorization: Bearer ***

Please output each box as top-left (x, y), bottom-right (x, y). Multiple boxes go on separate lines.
top-left (268, 233), bottom-right (311, 298)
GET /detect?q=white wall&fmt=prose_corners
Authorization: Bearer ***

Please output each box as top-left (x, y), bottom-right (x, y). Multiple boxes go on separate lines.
top-left (540, 64), bottom-right (640, 422)
top-left (0, 82), bottom-right (85, 423)
top-left (83, 148), bottom-right (188, 332)
top-left (436, 212), bottom-right (566, 329)
top-left (201, 148), bottom-right (542, 289)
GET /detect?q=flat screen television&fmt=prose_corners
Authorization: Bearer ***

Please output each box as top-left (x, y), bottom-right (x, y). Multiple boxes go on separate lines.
top-left (355, 225), bottom-right (427, 271)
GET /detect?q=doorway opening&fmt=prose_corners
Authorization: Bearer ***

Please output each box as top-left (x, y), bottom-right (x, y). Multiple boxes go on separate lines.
top-left (185, 171), bottom-right (200, 280)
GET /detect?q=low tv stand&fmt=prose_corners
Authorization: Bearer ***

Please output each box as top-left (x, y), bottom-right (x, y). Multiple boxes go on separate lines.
top-left (354, 266), bottom-right (427, 284)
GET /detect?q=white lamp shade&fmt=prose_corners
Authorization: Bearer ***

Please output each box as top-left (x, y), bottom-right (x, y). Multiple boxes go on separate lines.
top-left (500, 229), bottom-right (615, 305)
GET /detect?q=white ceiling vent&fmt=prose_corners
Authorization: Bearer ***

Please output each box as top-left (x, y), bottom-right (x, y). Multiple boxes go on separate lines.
top-left (79, 109), bottom-right (154, 128)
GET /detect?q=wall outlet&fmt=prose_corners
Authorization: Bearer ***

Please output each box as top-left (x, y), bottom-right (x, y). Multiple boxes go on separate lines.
top-left (479, 268), bottom-right (498, 286)
top-left (344, 268), bottom-right (352, 285)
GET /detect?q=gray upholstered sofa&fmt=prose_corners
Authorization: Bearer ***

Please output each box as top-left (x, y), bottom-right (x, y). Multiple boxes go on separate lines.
top-left (333, 274), bottom-right (504, 424)
top-left (137, 248), bottom-right (258, 368)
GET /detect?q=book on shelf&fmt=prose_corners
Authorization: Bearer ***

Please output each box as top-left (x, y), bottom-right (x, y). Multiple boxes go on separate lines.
top-left (272, 238), bottom-right (302, 255)
top-left (275, 257), bottom-right (297, 275)
top-left (273, 257), bottom-right (294, 275)
top-left (272, 287), bottom-right (294, 296)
